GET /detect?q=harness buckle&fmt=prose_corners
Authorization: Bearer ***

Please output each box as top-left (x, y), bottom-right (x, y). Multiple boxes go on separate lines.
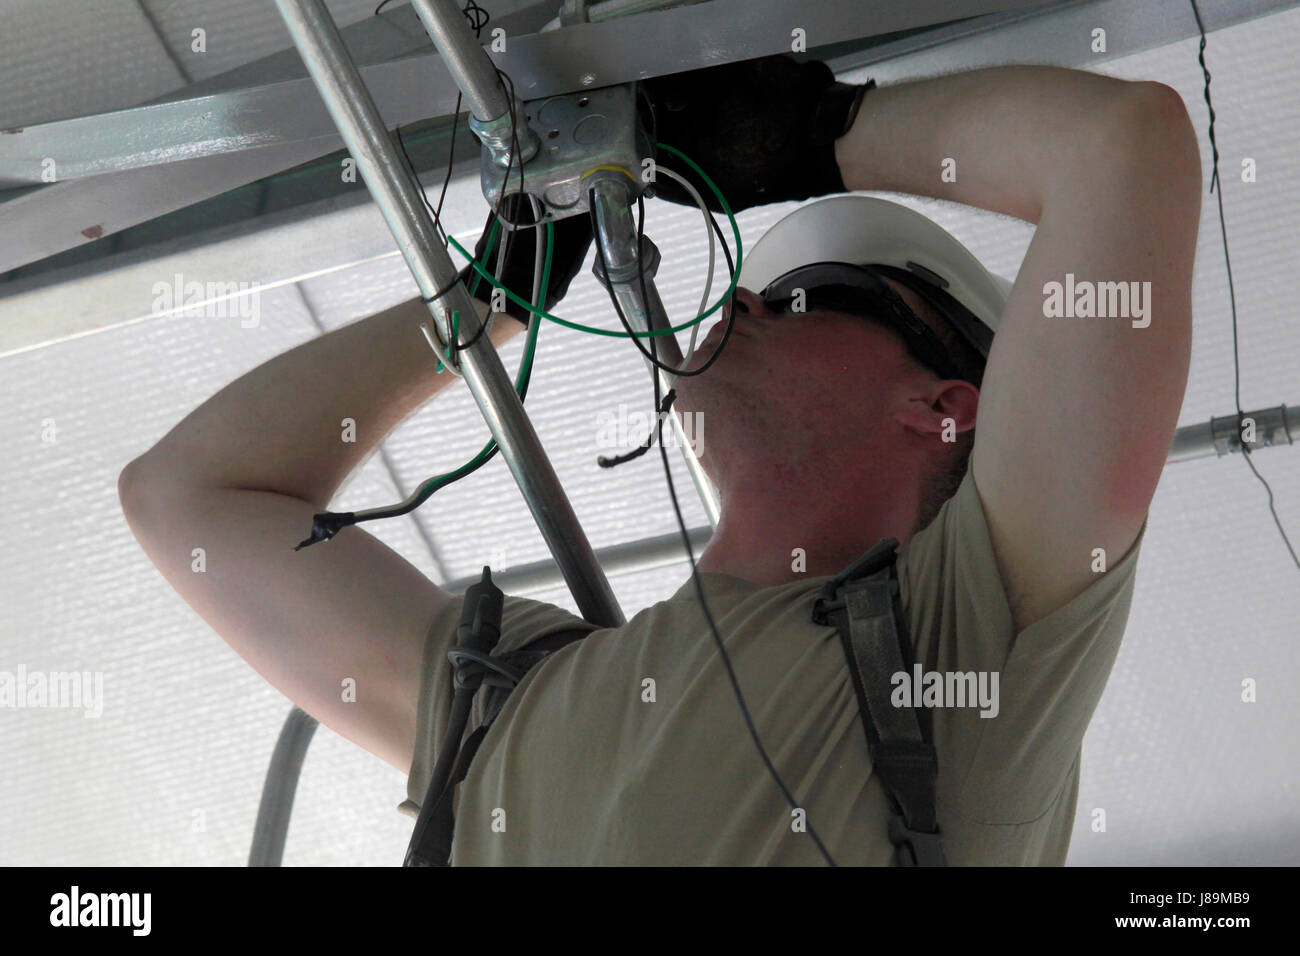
top-left (888, 814), bottom-right (946, 867)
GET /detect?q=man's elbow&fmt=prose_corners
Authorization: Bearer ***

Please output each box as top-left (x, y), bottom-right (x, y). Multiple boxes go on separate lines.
top-left (118, 455), bottom-right (175, 525)
top-left (1113, 81), bottom-right (1202, 193)
top-left (118, 457), bottom-right (153, 522)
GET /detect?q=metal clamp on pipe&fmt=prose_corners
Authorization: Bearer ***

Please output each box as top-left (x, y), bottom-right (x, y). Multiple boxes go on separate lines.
top-left (410, 0), bottom-right (542, 168)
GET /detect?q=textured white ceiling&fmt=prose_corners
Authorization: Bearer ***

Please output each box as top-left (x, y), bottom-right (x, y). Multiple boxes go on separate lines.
top-left (1, 5), bottom-right (1298, 866)
top-left (0, 0), bottom-right (383, 128)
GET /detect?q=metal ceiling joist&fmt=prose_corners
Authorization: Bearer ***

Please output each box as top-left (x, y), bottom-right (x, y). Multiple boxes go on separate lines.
top-left (0, 0), bottom-right (1043, 187)
top-left (2, 0), bottom-right (1297, 360)
top-left (0, 0), bottom-right (1047, 278)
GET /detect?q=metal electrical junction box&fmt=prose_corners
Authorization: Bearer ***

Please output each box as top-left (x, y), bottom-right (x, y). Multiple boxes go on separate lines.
top-left (477, 82), bottom-right (652, 223)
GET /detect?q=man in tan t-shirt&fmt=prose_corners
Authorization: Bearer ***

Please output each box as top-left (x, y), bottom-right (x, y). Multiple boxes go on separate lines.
top-left (119, 56), bottom-right (1200, 864)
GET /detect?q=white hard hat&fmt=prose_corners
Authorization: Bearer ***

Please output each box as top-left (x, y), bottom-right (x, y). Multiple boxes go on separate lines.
top-left (737, 195), bottom-right (1014, 359)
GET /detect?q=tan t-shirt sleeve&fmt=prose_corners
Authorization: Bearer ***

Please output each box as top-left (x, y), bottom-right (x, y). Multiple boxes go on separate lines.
top-left (398, 592), bottom-right (599, 819)
top-left (899, 466), bottom-right (1146, 847)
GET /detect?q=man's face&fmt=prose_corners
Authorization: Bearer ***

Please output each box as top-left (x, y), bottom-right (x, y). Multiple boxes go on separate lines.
top-left (674, 276), bottom-right (939, 482)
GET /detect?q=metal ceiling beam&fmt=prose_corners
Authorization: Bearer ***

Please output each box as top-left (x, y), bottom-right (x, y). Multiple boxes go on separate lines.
top-left (4, 0), bottom-right (1293, 288)
top-left (0, 0), bottom-right (1048, 279)
top-left (3, 0), bottom-right (1297, 358)
top-left (0, 0), bottom-right (1043, 187)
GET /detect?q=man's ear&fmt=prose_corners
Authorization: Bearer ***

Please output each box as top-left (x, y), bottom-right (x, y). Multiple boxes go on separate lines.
top-left (892, 379), bottom-right (979, 438)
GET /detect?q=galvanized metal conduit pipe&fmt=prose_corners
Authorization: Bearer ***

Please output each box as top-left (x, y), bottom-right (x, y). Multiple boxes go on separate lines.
top-left (255, 0), bottom-right (625, 867)
top-left (589, 176), bottom-right (722, 525)
top-left (408, 0), bottom-right (510, 123)
top-left (247, 706), bottom-right (318, 866)
top-left (446, 401), bottom-right (1300, 598)
top-left (273, 0), bottom-right (622, 629)
top-left (408, 0), bottom-right (540, 166)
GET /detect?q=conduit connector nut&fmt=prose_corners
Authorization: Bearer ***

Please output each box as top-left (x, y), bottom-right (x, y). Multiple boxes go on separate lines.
top-left (470, 105), bottom-right (540, 167)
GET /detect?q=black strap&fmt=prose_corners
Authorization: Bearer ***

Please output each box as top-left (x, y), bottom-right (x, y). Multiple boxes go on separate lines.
top-left (814, 539), bottom-right (946, 867)
top-left (405, 626), bottom-right (596, 866)
top-left (408, 723), bottom-right (489, 867)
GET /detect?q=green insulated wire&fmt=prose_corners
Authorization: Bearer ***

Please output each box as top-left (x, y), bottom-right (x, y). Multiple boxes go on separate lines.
top-left (311, 143), bottom-right (734, 537)
top-left (353, 219), bottom-right (552, 521)
top-left (443, 143), bottom-right (743, 338)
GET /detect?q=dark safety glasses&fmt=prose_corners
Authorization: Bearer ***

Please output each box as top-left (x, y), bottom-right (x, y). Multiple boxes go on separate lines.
top-left (758, 261), bottom-right (961, 381)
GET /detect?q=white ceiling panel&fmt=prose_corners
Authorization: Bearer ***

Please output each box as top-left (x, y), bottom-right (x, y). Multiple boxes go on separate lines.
top-left (139, 0), bottom-right (386, 83)
top-left (0, 0), bottom-right (185, 128)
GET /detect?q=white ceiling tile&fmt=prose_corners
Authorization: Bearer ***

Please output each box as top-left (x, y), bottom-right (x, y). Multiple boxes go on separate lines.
top-left (139, 0), bottom-right (384, 84)
top-left (0, 0), bottom-right (185, 128)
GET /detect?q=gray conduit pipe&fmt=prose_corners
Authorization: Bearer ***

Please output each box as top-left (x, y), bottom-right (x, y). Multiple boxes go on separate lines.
top-left (248, 706), bottom-right (319, 867)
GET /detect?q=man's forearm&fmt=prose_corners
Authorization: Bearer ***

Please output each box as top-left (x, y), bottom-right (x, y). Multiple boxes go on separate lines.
top-left (132, 295), bottom-right (521, 508)
top-left (834, 65), bottom-right (1157, 224)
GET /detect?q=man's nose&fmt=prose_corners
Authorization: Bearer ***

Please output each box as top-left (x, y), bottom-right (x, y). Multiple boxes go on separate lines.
top-left (725, 288), bottom-right (771, 321)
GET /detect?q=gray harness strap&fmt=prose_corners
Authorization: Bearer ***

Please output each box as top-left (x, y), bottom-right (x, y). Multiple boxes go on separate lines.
top-left (814, 538), bottom-right (946, 866)
top-left (408, 543), bottom-right (946, 867)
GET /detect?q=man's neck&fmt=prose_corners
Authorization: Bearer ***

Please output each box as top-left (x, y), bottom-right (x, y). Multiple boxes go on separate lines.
top-left (694, 476), bottom-right (919, 589)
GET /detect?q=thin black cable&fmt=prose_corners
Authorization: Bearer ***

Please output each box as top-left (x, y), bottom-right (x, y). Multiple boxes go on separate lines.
top-left (436, 0), bottom-right (489, 250)
top-left (385, 0), bottom-right (519, 358)
top-left (388, 0), bottom-right (488, 272)
top-left (593, 192), bottom-right (837, 866)
top-left (1190, 0), bottom-right (1299, 570)
top-left (452, 66), bottom-right (525, 355)
top-left (296, 65), bottom-right (545, 548)
top-left (586, 187), bottom-right (739, 380)
top-left (587, 188), bottom-right (733, 468)
top-left (643, 247), bottom-right (838, 869)
top-left (596, 389), bottom-right (677, 468)
top-left (640, 193), bottom-right (741, 380)
top-left (432, 91), bottom-right (463, 248)
top-left (593, 191), bottom-right (740, 467)
top-left (293, 294), bottom-right (544, 547)
top-left (480, 70), bottom-right (551, 237)
top-left (449, 64), bottom-right (529, 356)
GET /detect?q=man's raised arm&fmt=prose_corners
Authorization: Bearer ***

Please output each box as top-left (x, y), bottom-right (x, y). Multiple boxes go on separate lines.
top-left (835, 65), bottom-right (1201, 630)
top-left (118, 295), bottom-right (522, 771)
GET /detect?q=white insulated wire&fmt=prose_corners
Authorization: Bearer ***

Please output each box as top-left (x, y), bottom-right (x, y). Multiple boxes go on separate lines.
top-left (527, 194), bottom-right (544, 337)
top-left (653, 164), bottom-right (716, 387)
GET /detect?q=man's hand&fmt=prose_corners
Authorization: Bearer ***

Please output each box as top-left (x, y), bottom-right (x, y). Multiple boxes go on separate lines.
top-left (638, 54), bottom-right (871, 213)
top-left (456, 193), bottom-right (594, 325)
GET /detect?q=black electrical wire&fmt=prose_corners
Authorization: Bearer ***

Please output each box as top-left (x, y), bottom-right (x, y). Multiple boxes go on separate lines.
top-left (292, 288), bottom-right (543, 549)
top-left (596, 389), bottom-right (677, 468)
top-left (640, 192), bottom-right (741, 381)
top-left (295, 207), bottom-right (545, 545)
top-left (1189, 0), bottom-right (1299, 571)
top-left (593, 190), bottom-right (838, 867)
top-left (387, 0), bottom-right (510, 358)
top-left (586, 187), bottom-right (739, 381)
top-left (450, 66), bottom-right (538, 356)
top-left (593, 189), bottom-right (740, 467)
top-left (647, 267), bottom-right (838, 870)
